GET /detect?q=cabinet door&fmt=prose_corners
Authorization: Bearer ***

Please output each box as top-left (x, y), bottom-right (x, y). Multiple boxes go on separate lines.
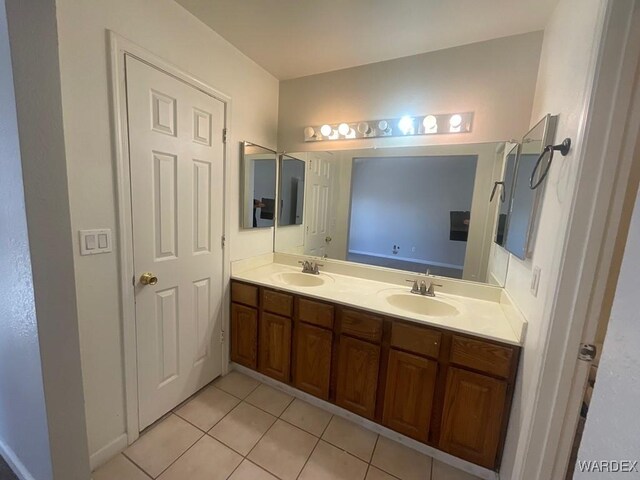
top-left (258, 312), bottom-right (292, 382)
top-left (294, 322), bottom-right (333, 399)
top-left (439, 367), bottom-right (508, 469)
top-left (383, 349), bottom-right (437, 442)
top-left (230, 303), bottom-right (258, 369)
top-left (335, 335), bottom-right (380, 419)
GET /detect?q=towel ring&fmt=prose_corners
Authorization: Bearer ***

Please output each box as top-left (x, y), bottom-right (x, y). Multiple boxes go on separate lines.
top-left (490, 181), bottom-right (505, 203)
top-left (529, 138), bottom-right (571, 190)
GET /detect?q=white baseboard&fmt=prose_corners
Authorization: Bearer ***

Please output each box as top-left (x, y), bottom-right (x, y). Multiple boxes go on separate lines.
top-left (230, 363), bottom-right (498, 480)
top-left (89, 433), bottom-right (128, 471)
top-left (347, 250), bottom-right (463, 270)
top-left (0, 439), bottom-right (37, 480)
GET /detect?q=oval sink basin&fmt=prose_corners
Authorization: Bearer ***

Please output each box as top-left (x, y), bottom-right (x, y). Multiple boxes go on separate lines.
top-left (271, 272), bottom-right (332, 287)
top-left (385, 294), bottom-right (459, 317)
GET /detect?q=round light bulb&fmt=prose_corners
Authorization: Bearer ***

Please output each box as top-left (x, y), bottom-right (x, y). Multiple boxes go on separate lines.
top-left (398, 116), bottom-right (414, 135)
top-left (378, 120), bottom-right (389, 131)
top-left (304, 127), bottom-right (316, 139)
top-left (338, 123), bottom-right (350, 136)
top-left (449, 114), bottom-right (463, 128)
top-left (423, 115), bottom-right (437, 130)
top-left (320, 124), bottom-right (332, 137)
top-left (357, 122), bottom-right (371, 135)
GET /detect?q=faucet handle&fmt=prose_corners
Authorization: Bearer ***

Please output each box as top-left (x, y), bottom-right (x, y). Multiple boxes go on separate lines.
top-left (406, 279), bottom-right (420, 293)
top-left (427, 282), bottom-right (443, 296)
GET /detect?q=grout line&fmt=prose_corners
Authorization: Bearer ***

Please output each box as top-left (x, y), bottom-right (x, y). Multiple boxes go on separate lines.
top-left (119, 454), bottom-right (154, 480)
top-left (370, 434), bottom-right (380, 464)
top-left (294, 435), bottom-right (320, 480)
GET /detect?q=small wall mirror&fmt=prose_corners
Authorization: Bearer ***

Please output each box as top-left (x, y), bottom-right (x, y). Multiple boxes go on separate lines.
top-left (493, 143), bottom-right (519, 247)
top-left (240, 142), bottom-right (277, 229)
top-left (278, 155), bottom-right (305, 226)
top-left (504, 115), bottom-right (557, 259)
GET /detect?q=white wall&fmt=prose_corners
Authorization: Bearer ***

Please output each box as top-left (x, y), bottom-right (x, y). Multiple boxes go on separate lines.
top-left (348, 155), bottom-right (477, 269)
top-left (278, 32), bottom-right (543, 152)
top-left (55, 0), bottom-right (279, 462)
top-left (499, 0), bottom-right (607, 477)
top-left (574, 189), bottom-right (640, 477)
top-left (0, 2), bottom-right (52, 478)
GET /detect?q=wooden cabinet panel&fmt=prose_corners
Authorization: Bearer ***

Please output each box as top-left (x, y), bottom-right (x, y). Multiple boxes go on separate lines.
top-left (258, 312), bottom-right (292, 382)
top-left (340, 309), bottom-right (383, 343)
top-left (294, 322), bottom-right (333, 399)
top-left (298, 298), bottom-right (334, 329)
top-left (335, 335), bottom-right (380, 418)
top-left (450, 336), bottom-right (514, 379)
top-left (391, 322), bottom-right (441, 359)
top-left (383, 350), bottom-right (438, 442)
top-left (231, 281), bottom-right (258, 307)
top-left (230, 303), bottom-right (258, 369)
top-left (262, 289), bottom-right (293, 317)
top-left (439, 368), bottom-right (508, 469)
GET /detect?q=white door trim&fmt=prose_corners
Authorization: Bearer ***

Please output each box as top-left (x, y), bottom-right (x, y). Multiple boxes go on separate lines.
top-left (516, 2), bottom-right (640, 479)
top-left (108, 31), bottom-right (232, 444)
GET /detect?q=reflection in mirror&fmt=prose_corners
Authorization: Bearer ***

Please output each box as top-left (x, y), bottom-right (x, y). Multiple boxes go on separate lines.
top-left (274, 143), bottom-right (510, 285)
top-left (505, 115), bottom-right (557, 259)
top-left (240, 142), bottom-right (277, 229)
top-left (494, 143), bottom-right (519, 247)
top-left (278, 155), bottom-right (305, 226)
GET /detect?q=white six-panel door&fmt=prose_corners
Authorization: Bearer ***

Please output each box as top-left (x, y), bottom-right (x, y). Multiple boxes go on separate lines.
top-left (125, 55), bottom-right (225, 429)
top-left (305, 154), bottom-right (336, 257)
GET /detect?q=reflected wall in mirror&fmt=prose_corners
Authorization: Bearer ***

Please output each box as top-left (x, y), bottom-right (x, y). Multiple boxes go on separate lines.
top-left (505, 115), bottom-right (557, 259)
top-left (240, 142), bottom-right (277, 229)
top-left (278, 155), bottom-right (305, 226)
top-left (274, 143), bottom-right (510, 285)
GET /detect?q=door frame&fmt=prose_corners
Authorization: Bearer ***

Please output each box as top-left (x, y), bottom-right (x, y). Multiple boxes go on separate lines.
top-left (515, 2), bottom-right (640, 479)
top-left (108, 31), bottom-right (232, 444)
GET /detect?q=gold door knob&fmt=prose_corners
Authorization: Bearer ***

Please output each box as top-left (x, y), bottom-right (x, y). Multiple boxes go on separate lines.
top-left (140, 272), bottom-right (158, 286)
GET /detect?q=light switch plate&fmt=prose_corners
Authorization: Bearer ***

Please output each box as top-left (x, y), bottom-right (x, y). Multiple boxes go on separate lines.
top-left (531, 266), bottom-right (541, 297)
top-left (80, 229), bottom-right (112, 255)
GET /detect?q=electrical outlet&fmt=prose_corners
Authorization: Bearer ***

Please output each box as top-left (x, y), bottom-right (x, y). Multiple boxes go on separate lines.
top-left (411, 246), bottom-right (416, 253)
top-left (530, 266), bottom-right (541, 297)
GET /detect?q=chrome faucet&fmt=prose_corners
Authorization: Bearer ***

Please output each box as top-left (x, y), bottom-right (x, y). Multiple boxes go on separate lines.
top-left (406, 279), bottom-right (443, 297)
top-left (298, 260), bottom-right (323, 275)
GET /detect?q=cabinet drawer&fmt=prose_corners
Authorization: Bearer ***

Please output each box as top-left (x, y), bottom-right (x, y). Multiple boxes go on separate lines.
top-left (450, 336), bottom-right (514, 379)
top-left (262, 289), bottom-right (293, 317)
top-left (340, 308), bottom-right (383, 343)
top-left (231, 281), bottom-right (258, 308)
top-left (298, 298), bottom-right (334, 329)
top-left (391, 322), bottom-right (441, 359)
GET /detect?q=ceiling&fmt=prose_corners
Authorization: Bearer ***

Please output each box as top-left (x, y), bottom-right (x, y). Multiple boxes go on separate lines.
top-left (175, 0), bottom-right (558, 80)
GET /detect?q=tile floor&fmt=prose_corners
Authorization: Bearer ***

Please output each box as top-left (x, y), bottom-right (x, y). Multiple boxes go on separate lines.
top-left (92, 372), bottom-right (481, 480)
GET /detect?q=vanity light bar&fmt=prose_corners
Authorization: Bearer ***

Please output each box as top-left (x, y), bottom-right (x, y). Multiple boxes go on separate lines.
top-left (303, 112), bottom-right (473, 142)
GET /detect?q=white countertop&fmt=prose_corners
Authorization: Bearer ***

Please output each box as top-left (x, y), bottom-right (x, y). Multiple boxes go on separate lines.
top-left (232, 262), bottom-right (523, 346)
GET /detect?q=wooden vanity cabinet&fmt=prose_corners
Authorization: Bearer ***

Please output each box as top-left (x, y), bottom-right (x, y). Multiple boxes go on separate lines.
top-left (229, 280), bottom-right (520, 471)
top-left (293, 298), bottom-right (334, 399)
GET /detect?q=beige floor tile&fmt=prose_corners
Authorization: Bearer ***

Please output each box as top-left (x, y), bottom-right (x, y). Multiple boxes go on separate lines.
top-left (228, 460), bottom-right (278, 480)
top-left (299, 440), bottom-right (369, 480)
top-left (157, 435), bottom-right (242, 480)
top-left (209, 402), bottom-right (276, 455)
top-left (281, 399), bottom-right (332, 436)
top-left (432, 460), bottom-right (480, 480)
top-left (213, 371), bottom-right (260, 399)
top-left (245, 383), bottom-right (294, 416)
top-left (371, 436), bottom-right (432, 480)
top-left (248, 419), bottom-right (318, 480)
top-left (92, 454), bottom-right (150, 480)
top-left (321, 416), bottom-right (378, 462)
top-left (174, 385), bottom-right (240, 431)
top-left (124, 414), bottom-right (203, 478)
top-left (366, 466), bottom-right (399, 480)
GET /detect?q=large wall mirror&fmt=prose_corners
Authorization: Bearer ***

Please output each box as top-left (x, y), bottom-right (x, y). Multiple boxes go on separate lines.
top-left (240, 142), bottom-right (277, 229)
top-left (274, 143), bottom-right (509, 285)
